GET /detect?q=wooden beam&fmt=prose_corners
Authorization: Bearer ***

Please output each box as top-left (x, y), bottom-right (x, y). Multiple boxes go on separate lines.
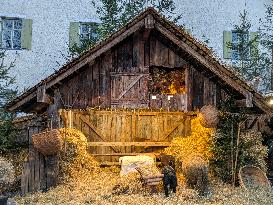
top-left (100, 162), bottom-right (120, 166)
top-left (110, 71), bottom-right (149, 76)
top-left (162, 118), bottom-right (186, 140)
top-left (115, 74), bottom-right (145, 101)
top-left (37, 84), bottom-right (52, 104)
top-left (88, 142), bottom-right (171, 147)
top-left (7, 91), bottom-right (37, 112)
top-left (145, 14), bottom-right (155, 29)
top-left (245, 92), bottom-right (253, 108)
top-left (79, 115), bottom-right (121, 153)
top-left (92, 153), bottom-right (153, 156)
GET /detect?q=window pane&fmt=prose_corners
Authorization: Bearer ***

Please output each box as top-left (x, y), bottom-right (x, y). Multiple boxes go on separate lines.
top-left (13, 30), bottom-right (21, 49)
top-left (232, 32), bottom-right (238, 43)
top-left (80, 33), bottom-right (89, 40)
top-left (3, 20), bottom-right (13, 29)
top-left (3, 30), bottom-right (11, 40)
top-left (14, 20), bottom-right (22, 29)
top-left (232, 50), bottom-right (239, 61)
top-left (80, 25), bottom-right (89, 34)
top-left (91, 32), bottom-right (98, 39)
top-left (2, 30), bottom-right (12, 48)
top-left (243, 33), bottom-right (249, 42)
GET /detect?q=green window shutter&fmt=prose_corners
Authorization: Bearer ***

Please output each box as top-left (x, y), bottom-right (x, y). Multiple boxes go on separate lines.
top-left (223, 31), bottom-right (232, 59)
top-left (250, 32), bottom-right (258, 58)
top-left (69, 22), bottom-right (80, 49)
top-left (21, 19), bottom-right (33, 50)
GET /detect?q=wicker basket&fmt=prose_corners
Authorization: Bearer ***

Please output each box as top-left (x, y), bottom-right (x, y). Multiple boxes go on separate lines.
top-left (199, 105), bottom-right (219, 128)
top-left (239, 165), bottom-right (271, 190)
top-left (32, 129), bottom-right (63, 156)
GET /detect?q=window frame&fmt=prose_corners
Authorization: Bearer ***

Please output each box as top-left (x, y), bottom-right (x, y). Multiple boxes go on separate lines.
top-left (78, 22), bottom-right (99, 46)
top-left (0, 17), bottom-right (23, 50)
top-left (231, 30), bottom-right (251, 61)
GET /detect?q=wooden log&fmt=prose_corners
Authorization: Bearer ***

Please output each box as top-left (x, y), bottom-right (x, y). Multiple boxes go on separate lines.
top-left (143, 174), bottom-right (164, 179)
top-left (147, 182), bottom-right (161, 186)
top-left (146, 177), bottom-right (163, 183)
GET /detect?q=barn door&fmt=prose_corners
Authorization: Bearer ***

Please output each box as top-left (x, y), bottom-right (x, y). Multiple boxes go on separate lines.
top-left (110, 73), bottom-right (149, 108)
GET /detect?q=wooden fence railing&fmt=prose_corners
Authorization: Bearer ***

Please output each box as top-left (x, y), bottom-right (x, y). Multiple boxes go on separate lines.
top-left (59, 109), bottom-right (194, 162)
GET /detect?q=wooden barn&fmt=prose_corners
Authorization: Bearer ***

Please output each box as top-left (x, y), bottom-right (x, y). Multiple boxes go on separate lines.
top-left (6, 8), bottom-right (273, 193)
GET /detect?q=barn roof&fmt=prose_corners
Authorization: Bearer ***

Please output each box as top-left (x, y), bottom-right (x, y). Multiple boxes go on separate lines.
top-left (5, 7), bottom-right (273, 114)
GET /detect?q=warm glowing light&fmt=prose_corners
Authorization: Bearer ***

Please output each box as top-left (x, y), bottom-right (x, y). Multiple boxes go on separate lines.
top-left (269, 99), bottom-right (273, 105)
top-left (164, 116), bottom-right (214, 165)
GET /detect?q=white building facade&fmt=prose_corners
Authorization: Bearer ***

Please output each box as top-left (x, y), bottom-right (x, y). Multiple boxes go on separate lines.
top-left (0, 0), bottom-right (271, 90)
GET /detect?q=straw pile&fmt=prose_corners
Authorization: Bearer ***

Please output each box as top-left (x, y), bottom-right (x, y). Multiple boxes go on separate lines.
top-left (58, 128), bottom-right (100, 180)
top-left (32, 129), bottom-right (63, 156)
top-left (183, 155), bottom-right (209, 195)
top-left (13, 169), bottom-right (273, 205)
top-left (0, 157), bottom-right (15, 194)
top-left (164, 116), bottom-right (214, 171)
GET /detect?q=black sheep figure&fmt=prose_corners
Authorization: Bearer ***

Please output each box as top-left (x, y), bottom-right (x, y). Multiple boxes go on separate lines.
top-left (162, 160), bottom-right (177, 197)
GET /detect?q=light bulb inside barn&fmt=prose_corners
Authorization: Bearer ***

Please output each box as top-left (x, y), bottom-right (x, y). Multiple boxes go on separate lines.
top-left (265, 91), bottom-right (273, 106)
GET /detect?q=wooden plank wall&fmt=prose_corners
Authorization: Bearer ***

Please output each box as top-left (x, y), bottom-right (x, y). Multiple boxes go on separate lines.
top-left (60, 109), bottom-right (192, 163)
top-left (20, 120), bottom-right (47, 195)
top-left (56, 30), bottom-right (190, 111)
top-left (149, 94), bottom-right (188, 111)
top-left (187, 66), bottom-right (229, 110)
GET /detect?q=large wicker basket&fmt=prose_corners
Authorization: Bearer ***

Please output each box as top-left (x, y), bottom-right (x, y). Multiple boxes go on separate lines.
top-left (239, 165), bottom-right (271, 190)
top-left (199, 105), bottom-right (219, 128)
top-left (32, 129), bottom-right (63, 156)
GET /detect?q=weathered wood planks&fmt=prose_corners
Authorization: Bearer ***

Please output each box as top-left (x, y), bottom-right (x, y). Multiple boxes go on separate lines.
top-left (60, 109), bottom-right (193, 162)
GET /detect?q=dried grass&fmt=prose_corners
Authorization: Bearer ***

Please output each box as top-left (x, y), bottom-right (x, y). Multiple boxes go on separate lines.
top-left (0, 157), bottom-right (15, 194)
top-left (183, 155), bottom-right (209, 195)
top-left (13, 170), bottom-right (273, 205)
top-left (58, 128), bottom-right (100, 180)
top-left (164, 116), bottom-right (214, 171)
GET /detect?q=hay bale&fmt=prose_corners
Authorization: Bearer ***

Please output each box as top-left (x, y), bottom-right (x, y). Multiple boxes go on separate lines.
top-left (199, 105), bottom-right (219, 128)
top-left (119, 155), bottom-right (155, 176)
top-left (32, 129), bottom-right (63, 156)
top-left (183, 155), bottom-right (209, 195)
top-left (239, 165), bottom-right (271, 190)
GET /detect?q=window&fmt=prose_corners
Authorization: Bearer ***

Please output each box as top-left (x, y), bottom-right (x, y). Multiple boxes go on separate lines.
top-left (69, 22), bottom-right (99, 49)
top-left (0, 17), bottom-right (32, 50)
top-left (223, 31), bottom-right (258, 60)
top-left (79, 23), bottom-right (99, 44)
top-left (231, 31), bottom-right (250, 61)
top-left (1, 18), bottom-right (22, 49)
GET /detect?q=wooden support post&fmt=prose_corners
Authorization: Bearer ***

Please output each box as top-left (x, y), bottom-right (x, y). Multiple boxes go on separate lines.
top-left (37, 84), bottom-right (52, 104)
top-left (45, 155), bottom-right (59, 190)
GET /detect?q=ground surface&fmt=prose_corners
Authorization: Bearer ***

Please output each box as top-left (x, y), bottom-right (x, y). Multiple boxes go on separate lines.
top-left (13, 169), bottom-right (273, 205)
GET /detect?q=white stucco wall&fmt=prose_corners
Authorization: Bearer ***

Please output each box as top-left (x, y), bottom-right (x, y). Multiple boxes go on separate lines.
top-left (0, 0), bottom-right (271, 91)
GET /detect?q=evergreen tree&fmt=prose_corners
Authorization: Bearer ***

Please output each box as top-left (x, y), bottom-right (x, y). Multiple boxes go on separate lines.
top-left (71, 0), bottom-right (181, 55)
top-left (259, 2), bottom-right (273, 91)
top-left (0, 51), bottom-right (18, 151)
top-left (228, 9), bottom-right (272, 93)
top-left (228, 11), bottom-right (261, 85)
